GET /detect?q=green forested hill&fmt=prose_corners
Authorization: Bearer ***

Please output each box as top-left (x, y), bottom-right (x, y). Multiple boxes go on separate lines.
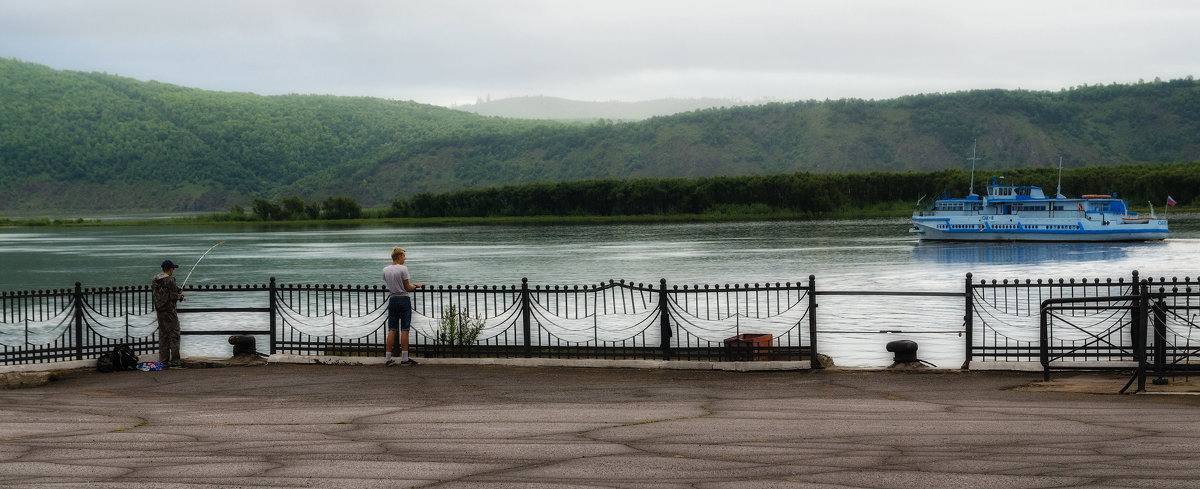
top-left (2, 57), bottom-right (1197, 212)
top-left (0, 58), bottom-right (552, 211)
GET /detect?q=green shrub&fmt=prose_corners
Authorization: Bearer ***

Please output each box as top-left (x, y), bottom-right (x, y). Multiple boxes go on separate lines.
top-left (436, 304), bottom-right (485, 345)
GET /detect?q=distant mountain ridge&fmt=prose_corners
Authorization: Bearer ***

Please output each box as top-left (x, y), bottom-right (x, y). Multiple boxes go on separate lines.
top-left (452, 95), bottom-right (764, 121)
top-left (1, 58), bottom-right (1197, 213)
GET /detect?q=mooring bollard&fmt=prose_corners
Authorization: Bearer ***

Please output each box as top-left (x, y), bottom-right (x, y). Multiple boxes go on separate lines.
top-left (228, 335), bottom-right (257, 358)
top-left (886, 339), bottom-right (920, 367)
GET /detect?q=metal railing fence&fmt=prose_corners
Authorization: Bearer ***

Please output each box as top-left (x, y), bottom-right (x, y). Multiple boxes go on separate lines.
top-left (1034, 277), bottom-right (1199, 393)
top-left (966, 272), bottom-right (1139, 364)
top-left (1, 277), bottom-right (818, 365)
top-left (4, 271), bottom-right (1197, 391)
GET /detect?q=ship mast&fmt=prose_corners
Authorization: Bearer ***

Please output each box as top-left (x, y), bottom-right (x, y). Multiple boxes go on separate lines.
top-left (967, 139), bottom-right (981, 197)
top-left (1055, 156), bottom-right (1065, 198)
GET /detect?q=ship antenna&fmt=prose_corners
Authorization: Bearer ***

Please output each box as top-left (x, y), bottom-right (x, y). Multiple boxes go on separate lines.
top-left (1055, 156), bottom-right (1064, 198)
top-left (967, 139), bottom-right (981, 197)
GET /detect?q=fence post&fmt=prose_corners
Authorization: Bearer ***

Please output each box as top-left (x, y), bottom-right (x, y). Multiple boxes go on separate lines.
top-left (74, 282), bottom-right (84, 360)
top-left (964, 272), bottom-right (974, 367)
top-left (658, 278), bottom-right (672, 360)
top-left (1133, 270), bottom-right (1146, 393)
top-left (521, 277), bottom-right (531, 358)
top-left (808, 274), bottom-right (819, 368)
top-left (1152, 293), bottom-right (1167, 385)
top-left (268, 277), bottom-right (277, 355)
top-left (1039, 301), bottom-right (1049, 381)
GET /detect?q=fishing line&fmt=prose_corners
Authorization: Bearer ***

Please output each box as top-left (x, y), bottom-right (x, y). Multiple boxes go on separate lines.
top-left (182, 240), bottom-right (225, 288)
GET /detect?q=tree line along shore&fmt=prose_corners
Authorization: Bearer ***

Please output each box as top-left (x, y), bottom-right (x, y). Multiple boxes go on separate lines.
top-left (3, 164), bottom-right (1194, 227)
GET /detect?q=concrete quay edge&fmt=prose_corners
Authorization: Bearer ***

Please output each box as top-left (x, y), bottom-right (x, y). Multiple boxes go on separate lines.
top-left (266, 354), bottom-right (813, 372)
top-left (0, 355), bottom-right (1155, 379)
top-left (0, 355), bottom-right (1179, 393)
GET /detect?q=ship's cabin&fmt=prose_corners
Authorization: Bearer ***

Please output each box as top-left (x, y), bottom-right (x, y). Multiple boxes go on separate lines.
top-left (985, 177), bottom-right (1047, 200)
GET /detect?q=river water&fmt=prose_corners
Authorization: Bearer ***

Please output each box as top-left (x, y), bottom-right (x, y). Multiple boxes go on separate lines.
top-left (2, 215), bottom-right (1198, 367)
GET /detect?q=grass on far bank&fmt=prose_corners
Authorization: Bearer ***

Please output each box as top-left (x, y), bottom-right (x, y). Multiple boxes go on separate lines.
top-left (3, 199), bottom-right (1189, 228)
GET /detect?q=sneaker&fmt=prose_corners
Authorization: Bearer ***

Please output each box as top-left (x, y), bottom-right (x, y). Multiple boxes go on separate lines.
top-left (384, 359), bottom-right (396, 367)
top-left (400, 359), bottom-right (418, 366)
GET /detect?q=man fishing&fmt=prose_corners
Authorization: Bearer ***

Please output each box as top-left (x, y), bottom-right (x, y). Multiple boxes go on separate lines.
top-left (152, 260), bottom-right (184, 368)
top-left (149, 241), bottom-right (222, 369)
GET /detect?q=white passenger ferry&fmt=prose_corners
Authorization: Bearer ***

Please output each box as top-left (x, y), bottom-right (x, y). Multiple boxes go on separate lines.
top-left (910, 176), bottom-right (1169, 242)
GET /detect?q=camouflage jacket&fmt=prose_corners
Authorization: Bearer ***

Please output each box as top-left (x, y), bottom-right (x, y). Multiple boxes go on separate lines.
top-left (152, 272), bottom-right (181, 312)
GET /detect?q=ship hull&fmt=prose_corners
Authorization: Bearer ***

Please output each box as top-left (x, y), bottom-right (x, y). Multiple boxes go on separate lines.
top-left (910, 218), bottom-right (1169, 242)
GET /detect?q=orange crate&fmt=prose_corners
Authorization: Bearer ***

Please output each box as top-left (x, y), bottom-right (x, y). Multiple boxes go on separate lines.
top-left (723, 333), bottom-right (773, 361)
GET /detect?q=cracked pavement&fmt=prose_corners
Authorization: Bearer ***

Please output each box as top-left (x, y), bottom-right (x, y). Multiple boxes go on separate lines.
top-left (3, 365), bottom-right (1200, 488)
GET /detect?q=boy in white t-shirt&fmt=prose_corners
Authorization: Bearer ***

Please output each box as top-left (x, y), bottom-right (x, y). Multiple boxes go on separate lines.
top-left (383, 247), bottom-right (424, 366)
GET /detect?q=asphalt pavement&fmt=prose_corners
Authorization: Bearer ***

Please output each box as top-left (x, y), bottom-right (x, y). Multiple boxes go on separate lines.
top-left (3, 362), bottom-right (1200, 488)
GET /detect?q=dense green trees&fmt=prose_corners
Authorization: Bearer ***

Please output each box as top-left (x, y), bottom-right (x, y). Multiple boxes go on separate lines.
top-left (384, 163), bottom-right (1196, 218)
top-left (250, 195), bottom-right (361, 220)
top-left (26, 161), bottom-right (1187, 225)
top-left (2, 58), bottom-right (1198, 214)
top-left (319, 196), bottom-right (362, 219)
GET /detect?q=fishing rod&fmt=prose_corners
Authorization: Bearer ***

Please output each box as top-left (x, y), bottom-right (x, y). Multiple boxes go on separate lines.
top-left (181, 240), bottom-right (225, 289)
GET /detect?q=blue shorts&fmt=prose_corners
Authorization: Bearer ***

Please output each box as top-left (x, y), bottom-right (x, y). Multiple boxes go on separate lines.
top-left (386, 296), bottom-right (412, 331)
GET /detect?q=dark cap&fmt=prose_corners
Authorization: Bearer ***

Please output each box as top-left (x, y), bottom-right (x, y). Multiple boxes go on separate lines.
top-left (161, 260), bottom-right (180, 271)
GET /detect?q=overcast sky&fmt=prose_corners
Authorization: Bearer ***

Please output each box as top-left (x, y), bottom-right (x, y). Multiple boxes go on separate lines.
top-left (2, 0), bottom-right (1197, 107)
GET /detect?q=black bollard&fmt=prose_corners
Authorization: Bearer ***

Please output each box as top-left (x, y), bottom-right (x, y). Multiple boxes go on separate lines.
top-left (886, 339), bottom-right (920, 367)
top-left (228, 335), bottom-right (257, 358)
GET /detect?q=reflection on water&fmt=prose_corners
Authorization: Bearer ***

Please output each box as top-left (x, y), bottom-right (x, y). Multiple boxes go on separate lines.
top-left (1, 214), bottom-right (1198, 367)
top-left (914, 241), bottom-right (1129, 266)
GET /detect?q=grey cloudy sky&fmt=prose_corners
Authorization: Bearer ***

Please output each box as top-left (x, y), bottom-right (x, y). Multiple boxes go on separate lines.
top-left (2, 0), bottom-right (1197, 106)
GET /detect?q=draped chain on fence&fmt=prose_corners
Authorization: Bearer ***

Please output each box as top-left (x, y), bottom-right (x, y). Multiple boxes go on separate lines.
top-left (273, 283), bottom-right (390, 356)
top-left (968, 272), bottom-right (1140, 363)
top-left (77, 285), bottom-right (159, 358)
top-left (666, 280), bottom-right (814, 361)
top-left (1141, 276), bottom-right (1200, 379)
top-left (269, 278), bottom-right (817, 362)
top-left (524, 280), bottom-right (661, 360)
top-left (0, 287), bottom-right (77, 364)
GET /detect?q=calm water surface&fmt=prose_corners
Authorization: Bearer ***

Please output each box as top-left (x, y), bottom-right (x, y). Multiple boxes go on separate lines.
top-left (3, 215), bottom-right (1198, 367)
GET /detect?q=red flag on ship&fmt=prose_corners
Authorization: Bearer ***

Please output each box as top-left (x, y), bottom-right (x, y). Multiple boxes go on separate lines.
top-left (1167, 196), bottom-right (1177, 207)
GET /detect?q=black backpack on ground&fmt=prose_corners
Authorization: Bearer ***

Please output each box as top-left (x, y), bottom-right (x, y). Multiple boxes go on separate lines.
top-left (96, 352), bottom-right (116, 373)
top-left (97, 345), bottom-right (139, 372)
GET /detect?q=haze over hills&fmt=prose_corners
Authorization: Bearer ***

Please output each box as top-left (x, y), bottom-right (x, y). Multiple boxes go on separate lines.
top-left (1, 58), bottom-right (1198, 213)
top-left (451, 95), bottom-right (766, 121)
